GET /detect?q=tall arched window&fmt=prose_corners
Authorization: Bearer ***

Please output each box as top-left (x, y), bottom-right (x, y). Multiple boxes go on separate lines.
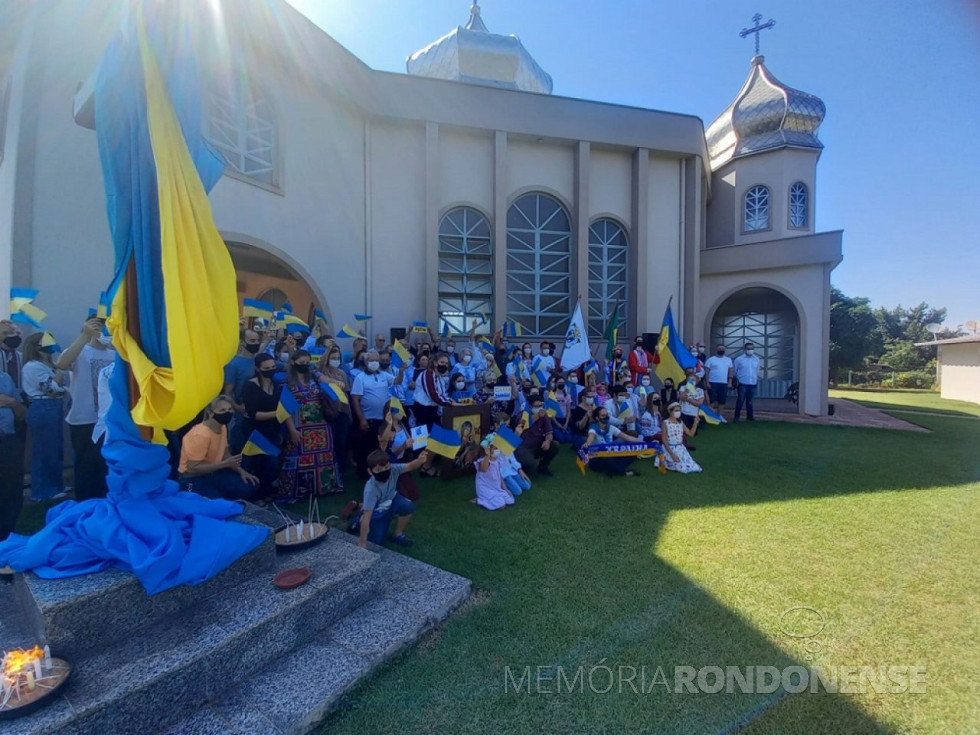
top-left (789, 182), bottom-right (808, 229)
top-left (206, 71), bottom-right (278, 189)
top-left (506, 193), bottom-right (572, 337)
top-left (587, 218), bottom-right (629, 338)
top-left (744, 185), bottom-right (770, 232)
top-left (438, 207), bottom-right (493, 334)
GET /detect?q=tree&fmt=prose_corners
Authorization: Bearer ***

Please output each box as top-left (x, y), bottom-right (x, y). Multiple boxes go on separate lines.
top-left (872, 302), bottom-right (958, 373)
top-left (829, 288), bottom-right (878, 378)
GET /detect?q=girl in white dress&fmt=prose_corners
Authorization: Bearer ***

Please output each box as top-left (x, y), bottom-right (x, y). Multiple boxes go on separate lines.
top-left (473, 438), bottom-right (515, 510)
top-left (662, 401), bottom-right (702, 474)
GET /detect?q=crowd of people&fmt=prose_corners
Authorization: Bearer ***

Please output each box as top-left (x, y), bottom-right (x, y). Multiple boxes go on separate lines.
top-left (0, 313), bottom-right (763, 548)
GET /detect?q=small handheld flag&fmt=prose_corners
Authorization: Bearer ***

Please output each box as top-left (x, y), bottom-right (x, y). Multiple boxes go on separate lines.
top-left (242, 430), bottom-right (281, 457)
top-left (18, 302), bottom-right (47, 323)
top-left (286, 322), bottom-right (310, 335)
top-left (276, 388), bottom-right (299, 423)
top-left (478, 335), bottom-right (494, 353)
top-left (478, 309), bottom-right (489, 325)
top-left (320, 380), bottom-right (349, 405)
top-left (280, 302), bottom-right (293, 314)
top-left (390, 340), bottom-right (412, 368)
top-left (441, 321), bottom-right (451, 338)
top-left (388, 396), bottom-right (405, 417)
top-left (427, 424), bottom-right (462, 459)
top-left (338, 324), bottom-right (363, 339)
top-left (544, 395), bottom-right (561, 418)
top-left (10, 287), bottom-right (39, 312)
top-left (411, 320), bottom-right (429, 334)
top-left (354, 314), bottom-right (372, 321)
top-left (313, 308), bottom-right (328, 324)
top-left (698, 403), bottom-right (728, 425)
top-left (11, 312), bottom-right (44, 330)
top-left (532, 369), bottom-right (549, 388)
top-left (39, 332), bottom-right (61, 353)
top-left (503, 320), bottom-right (525, 338)
top-left (491, 425), bottom-right (522, 455)
top-left (243, 298), bottom-right (274, 318)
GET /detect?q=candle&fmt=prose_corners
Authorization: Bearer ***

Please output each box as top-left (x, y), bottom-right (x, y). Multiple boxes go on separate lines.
top-left (26, 671), bottom-right (35, 691)
top-left (33, 658), bottom-right (42, 681)
top-left (297, 520), bottom-right (304, 540)
top-left (43, 645), bottom-right (51, 670)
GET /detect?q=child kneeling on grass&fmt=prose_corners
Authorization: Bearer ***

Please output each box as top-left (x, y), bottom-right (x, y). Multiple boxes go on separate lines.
top-left (354, 449), bottom-right (431, 549)
top-left (473, 436), bottom-right (514, 511)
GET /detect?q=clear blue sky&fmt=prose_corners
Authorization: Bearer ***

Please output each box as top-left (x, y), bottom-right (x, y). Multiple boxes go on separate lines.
top-left (286, 0), bottom-right (979, 330)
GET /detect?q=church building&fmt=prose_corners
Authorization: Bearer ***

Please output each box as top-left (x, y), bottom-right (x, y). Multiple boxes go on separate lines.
top-left (0, 1), bottom-right (842, 415)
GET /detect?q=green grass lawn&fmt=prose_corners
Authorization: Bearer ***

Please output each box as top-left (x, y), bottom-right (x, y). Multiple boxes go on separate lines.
top-left (830, 388), bottom-right (980, 419)
top-left (16, 397), bottom-right (979, 734)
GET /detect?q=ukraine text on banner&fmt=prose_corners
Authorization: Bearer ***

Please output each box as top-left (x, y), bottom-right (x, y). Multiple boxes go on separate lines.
top-left (576, 441), bottom-right (662, 475)
top-left (427, 424), bottom-right (462, 459)
top-left (243, 430), bottom-right (281, 457)
top-left (654, 302), bottom-right (696, 386)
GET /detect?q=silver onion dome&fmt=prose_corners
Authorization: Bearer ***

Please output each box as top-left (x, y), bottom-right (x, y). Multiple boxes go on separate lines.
top-left (406, 2), bottom-right (553, 95)
top-left (706, 55), bottom-right (826, 170)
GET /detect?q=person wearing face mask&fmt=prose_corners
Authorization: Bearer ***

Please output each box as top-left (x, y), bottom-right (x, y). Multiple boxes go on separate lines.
top-left (241, 354), bottom-right (294, 497)
top-left (678, 367), bottom-right (704, 446)
top-left (0, 320), bottom-right (24, 392)
top-left (605, 347), bottom-right (628, 385)
top-left (585, 407), bottom-right (643, 477)
top-left (0, 364), bottom-right (27, 542)
top-left (659, 378), bottom-right (678, 417)
top-left (54, 315), bottom-right (116, 501)
top-left (21, 332), bottom-right (68, 501)
top-left (639, 393), bottom-right (664, 443)
top-left (413, 351), bottom-right (454, 431)
top-left (567, 388), bottom-right (596, 450)
top-left (703, 343), bottom-right (734, 415)
top-left (444, 339), bottom-right (457, 366)
top-left (609, 384), bottom-right (638, 435)
top-left (318, 346), bottom-right (353, 474)
top-left (355, 449), bottom-right (431, 548)
top-left (351, 349), bottom-right (403, 479)
top-left (278, 350), bottom-right (342, 500)
top-left (178, 395), bottom-right (262, 500)
top-left (733, 342), bottom-right (761, 421)
top-left (514, 394), bottom-right (560, 477)
top-left (628, 336), bottom-right (656, 386)
top-left (221, 328), bottom-right (263, 453)
top-left (472, 437), bottom-right (515, 511)
top-left (534, 341), bottom-right (556, 376)
top-left (662, 402), bottom-right (702, 473)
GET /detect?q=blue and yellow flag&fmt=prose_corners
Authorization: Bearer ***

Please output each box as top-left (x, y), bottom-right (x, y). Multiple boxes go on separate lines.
top-left (276, 387), bottom-right (299, 423)
top-left (388, 396), bottom-right (405, 417)
top-left (338, 324), bottom-right (363, 339)
top-left (313, 308), bottom-right (328, 324)
top-left (491, 425), bottom-right (523, 456)
top-left (354, 313), bottom-right (372, 321)
top-left (699, 403), bottom-right (728, 425)
top-left (427, 424), bottom-right (462, 459)
top-left (10, 287), bottom-right (38, 313)
top-left (390, 340), bottom-right (412, 368)
top-left (655, 303), bottom-right (696, 386)
top-left (242, 430), bottom-right (281, 457)
top-left (477, 335), bottom-right (494, 353)
top-left (243, 298), bottom-right (274, 319)
top-left (544, 394), bottom-right (561, 418)
top-left (504, 320), bottom-right (525, 338)
top-left (441, 320), bottom-right (451, 338)
top-left (320, 380), bottom-right (349, 405)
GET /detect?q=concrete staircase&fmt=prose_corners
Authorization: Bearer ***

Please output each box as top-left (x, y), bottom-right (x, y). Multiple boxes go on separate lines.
top-left (1, 505), bottom-right (470, 735)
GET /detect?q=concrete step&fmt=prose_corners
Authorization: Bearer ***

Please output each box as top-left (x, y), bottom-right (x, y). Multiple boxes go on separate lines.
top-left (158, 540), bottom-right (472, 735)
top-left (5, 530), bottom-right (378, 735)
top-left (14, 504), bottom-right (279, 661)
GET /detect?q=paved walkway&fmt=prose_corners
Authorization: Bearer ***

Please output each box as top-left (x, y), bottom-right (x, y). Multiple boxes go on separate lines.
top-left (747, 398), bottom-right (929, 432)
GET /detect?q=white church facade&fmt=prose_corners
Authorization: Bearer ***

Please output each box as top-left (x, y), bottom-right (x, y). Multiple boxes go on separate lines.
top-left (0, 1), bottom-right (842, 415)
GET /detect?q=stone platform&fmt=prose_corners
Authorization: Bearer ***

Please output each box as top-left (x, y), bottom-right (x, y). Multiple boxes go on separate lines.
top-left (0, 504), bottom-right (471, 734)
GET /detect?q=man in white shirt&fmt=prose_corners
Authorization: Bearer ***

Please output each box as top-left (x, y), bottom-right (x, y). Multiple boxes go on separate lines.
top-left (703, 343), bottom-right (733, 414)
top-left (733, 342), bottom-right (762, 422)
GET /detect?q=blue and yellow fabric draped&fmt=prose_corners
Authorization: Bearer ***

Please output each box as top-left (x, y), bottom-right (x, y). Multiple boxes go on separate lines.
top-left (655, 303), bottom-right (696, 386)
top-left (0, 2), bottom-right (267, 595)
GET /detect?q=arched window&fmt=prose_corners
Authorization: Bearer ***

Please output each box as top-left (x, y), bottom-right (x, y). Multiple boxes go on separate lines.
top-left (744, 185), bottom-right (770, 232)
top-left (206, 71), bottom-right (278, 188)
top-left (587, 218), bottom-right (629, 338)
top-left (438, 207), bottom-right (493, 334)
top-left (506, 193), bottom-right (572, 337)
top-left (789, 182), bottom-right (808, 229)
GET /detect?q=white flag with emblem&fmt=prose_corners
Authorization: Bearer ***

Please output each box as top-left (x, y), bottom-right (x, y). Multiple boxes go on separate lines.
top-left (562, 301), bottom-right (591, 370)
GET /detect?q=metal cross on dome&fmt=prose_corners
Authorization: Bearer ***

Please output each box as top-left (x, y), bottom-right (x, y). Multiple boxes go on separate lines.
top-left (739, 13), bottom-right (776, 56)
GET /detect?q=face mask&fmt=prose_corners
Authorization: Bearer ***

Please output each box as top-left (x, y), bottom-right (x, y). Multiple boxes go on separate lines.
top-left (213, 411), bottom-right (233, 425)
top-left (258, 368), bottom-right (277, 379)
top-left (455, 381), bottom-right (465, 390)
top-left (447, 346), bottom-right (455, 353)
top-left (557, 383), bottom-right (565, 390)
top-left (598, 417), bottom-right (608, 425)
top-left (294, 363), bottom-right (311, 374)
top-left (542, 348), bottom-right (550, 356)
top-left (613, 352), bottom-right (622, 358)
top-left (367, 360), bottom-right (380, 372)
top-left (717, 350), bottom-right (726, 356)
top-left (523, 348), bottom-right (532, 356)
top-left (2, 335), bottom-right (21, 350)
top-left (585, 397), bottom-right (595, 406)
top-left (635, 343), bottom-right (643, 349)
top-left (280, 352), bottom-right (290, 363)
top-left (372, 469), bottom-right (391, 483)
top-left (531, 407), bottom-right (542, 415)
top-left (436, 364), bottom-right (449, 374)
top-left (568, 376), bottom-right (578, 384)
top-left (244, 343), bottom-right (260, 354)
top-left (641, 379), bottom-right (651, 386)
top-left (329, 358), bottom-right (341, 368)
top-left (99, 335), bottom-right (113, 348)
top-left (381, 362), bottom-right (391, 370)
top-left (462, 355), bottom-right (472, 364)
top-left (671, 410), bottom-right (681, 418)
top-left (746, 349), bottom-right (754, 356)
